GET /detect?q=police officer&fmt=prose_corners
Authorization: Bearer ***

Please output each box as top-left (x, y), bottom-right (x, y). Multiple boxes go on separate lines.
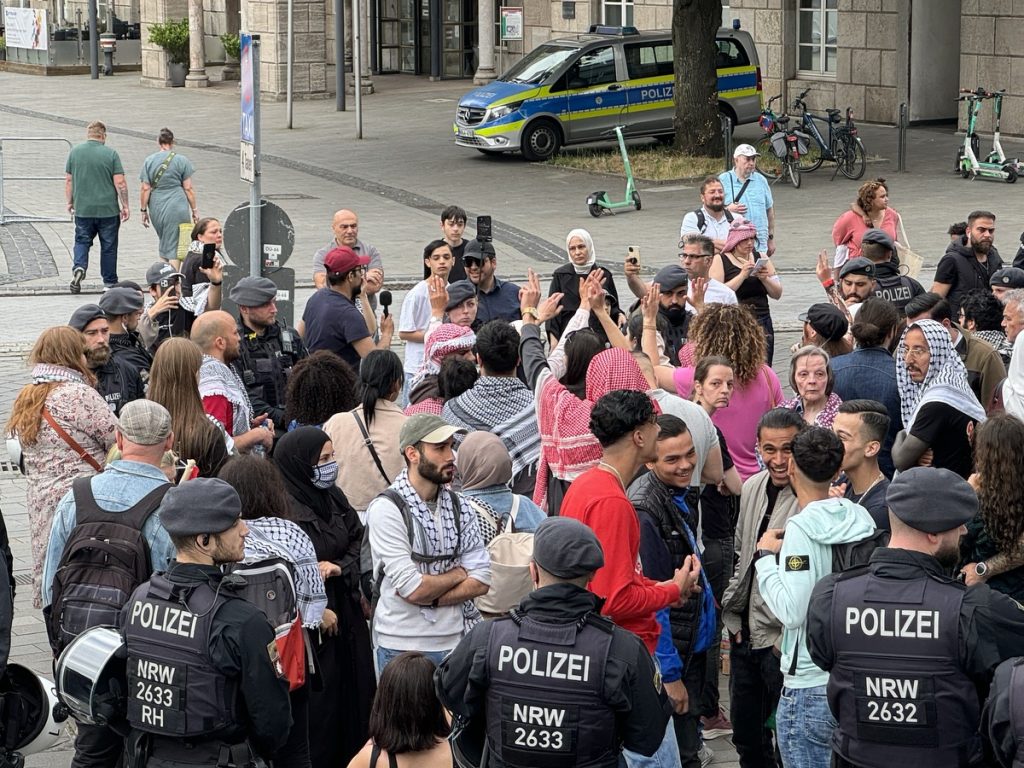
top-left (69, 304), bottom-right (145, 416)
top-left (860, 229), bottom-right (925, 316)
top-left (100, 286), bottom-right (153, 383)
top-left (119, 479), bottom-right (291, 768)
top-left (807, 467), bottom-right (1024, 768)
top-left (435, 516), bottom-right (672, 768)
top-left (229, 277), bottom-right (307, 435)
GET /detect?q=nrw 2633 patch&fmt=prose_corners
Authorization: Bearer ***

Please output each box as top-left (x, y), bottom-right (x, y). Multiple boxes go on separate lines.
top-left (785, 555), bottom-right (810, 572)
top-left (267, 640), bottom-right (285, 679)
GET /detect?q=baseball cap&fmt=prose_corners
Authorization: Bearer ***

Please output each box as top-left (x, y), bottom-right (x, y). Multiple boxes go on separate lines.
top-left (798, 303), bottom-right (848, 342)
top-left (146, 262), bottom-right (184, 287)
top-left (323, 246), bottom-right (370, 275)
top-left (733, 144), bottom-right (759, 158)
top-left (463, 239), bottom-right (496, 265)
top-left (398, 414), bottom-right (467, 451)
top-left (839, 257), bottom-right (876, 280)
top-left (116, 399), bottom-right (173, 446)
top-left (990, 267), bottom-right (1024, 289)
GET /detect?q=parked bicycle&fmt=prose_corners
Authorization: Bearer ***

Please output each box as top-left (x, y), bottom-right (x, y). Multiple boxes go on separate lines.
top-left (754, 94), bottom-right (785, 177)
top-left (790, 88), bottom-right (866, 180)
top-left (754, 95), bottom-right (808, 187)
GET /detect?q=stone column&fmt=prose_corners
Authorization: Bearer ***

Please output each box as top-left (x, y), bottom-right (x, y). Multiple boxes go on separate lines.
top-left (186, 0), bottom-right (209, 85)
top-left (473, 0), bottom-right (495, 84)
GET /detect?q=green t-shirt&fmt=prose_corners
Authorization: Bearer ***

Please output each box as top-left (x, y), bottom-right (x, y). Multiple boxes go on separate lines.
top-left (65, 139), bottom-right (125, 218)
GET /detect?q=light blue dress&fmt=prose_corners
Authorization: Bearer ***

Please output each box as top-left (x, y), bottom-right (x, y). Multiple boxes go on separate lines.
top-left (140, 150), bottom-right (195, 260)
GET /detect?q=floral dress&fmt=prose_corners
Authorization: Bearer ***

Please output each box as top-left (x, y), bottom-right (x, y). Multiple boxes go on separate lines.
top-left (781, 392), bottom-right (843, 429)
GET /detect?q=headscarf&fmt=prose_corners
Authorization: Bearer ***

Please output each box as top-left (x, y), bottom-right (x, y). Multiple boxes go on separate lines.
top-left (458, 431), bottom-right (513, 490)
top-left (721, 217), bottom-right (758, 256)
top-left (534, 348), bottom-right (654, 508)
top-left (273, 426), bottom-right (348, 521)
top-left (411, 323), bottom-right (476, 390)
top-left (1003, 330), bottom-right (1024, 420)
top-left (565, 229), bottom-right (597, 275)
top-left (896, 319), bottom-right (986, 430)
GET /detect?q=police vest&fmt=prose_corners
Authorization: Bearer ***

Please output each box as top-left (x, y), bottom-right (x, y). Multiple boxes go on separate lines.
top-left (123, 574), bottom-right (241, 740)
top-left (236, 322), bottom-right (298, 411)
top-left (485, 611), bottom-right (618, 768)
top-left (873, 273), bottom-right (917, 315)
top-left (828, 567), bottom-right (981, 768)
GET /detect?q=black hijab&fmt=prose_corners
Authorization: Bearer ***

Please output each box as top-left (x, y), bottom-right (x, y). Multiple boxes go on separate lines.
top-left (273, 426), bottom-right (346, 521)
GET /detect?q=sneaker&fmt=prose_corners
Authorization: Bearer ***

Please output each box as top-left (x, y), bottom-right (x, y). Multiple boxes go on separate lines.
top-left (69, 267), bottom-right (85, 294)
top-left (698, 742), bottom-right (714, 767)
top-left (701, 708), bottom-right (733, 740)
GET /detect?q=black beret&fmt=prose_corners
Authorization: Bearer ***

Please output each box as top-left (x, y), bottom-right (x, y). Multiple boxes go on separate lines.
top-left (532, 517), bottom-right (604, 578)
top-left (68, 304), bottom-right (106, 332)
top-left (654, 265), bottom-right (689, 292)
top-left (159, 478), bottom-right (242, 537)
top-left (229, 277), bottom-right (278, 307)
top-left (99, 287), bottom-right (144, 316)
top-left (885, 467), bottom-right (977, 533)
top-left (445, 280), bottom-right (478, 311)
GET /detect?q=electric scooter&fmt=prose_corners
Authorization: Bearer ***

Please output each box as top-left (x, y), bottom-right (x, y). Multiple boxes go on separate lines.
top-left (981, 90), bottom-right (1024, 175)
top-left (956, 87), bottom-right (1018, 183)
top-left (586, 125), bottom-right (641, 217)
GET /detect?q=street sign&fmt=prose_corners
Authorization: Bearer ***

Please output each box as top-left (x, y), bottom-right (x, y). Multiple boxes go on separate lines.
top-left (240, 141), bottom-right (255, 183)
top-left (222, 199), bottom-right (295, 269)
top-left (219, 265), bottom-right (297, 328)
top-left (241, 34), bottom-right (255, 143)
top-left (500, 7), bottom-right (523, 40)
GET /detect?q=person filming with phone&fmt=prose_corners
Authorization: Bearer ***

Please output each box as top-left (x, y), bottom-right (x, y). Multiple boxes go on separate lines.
top-left (142, 255), bottom-right (222, 351)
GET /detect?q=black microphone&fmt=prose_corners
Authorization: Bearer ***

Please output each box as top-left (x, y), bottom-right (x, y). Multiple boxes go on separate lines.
top-left (379, 290), bottom-right (392, 317)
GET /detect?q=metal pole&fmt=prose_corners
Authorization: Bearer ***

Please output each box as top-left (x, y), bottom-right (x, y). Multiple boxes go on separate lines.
top-left (335, 0), bottom-right (346, 110)
top-left (354, 0), bottom-right (362, 138)
top-left (88, 0), bottom-right (98, 78)
top-left (897, 102), bottom-right (908, 173)
top-left (76, 7), bottom-right (83, 63)
top-left (0, 142), bottom-right (6, 226)
top-left (250, 36), bottom-right (262, 278)
top-left (721, 114), bottom-right (733, 171)
top-left (369, 0), bottom-right (378, 74)
top-left (287, 0), bottom-right (293, 128)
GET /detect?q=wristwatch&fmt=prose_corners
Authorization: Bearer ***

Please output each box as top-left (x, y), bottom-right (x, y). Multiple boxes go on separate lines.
top-left (755, 549), bottom-right (775, 561)
top-left (975, 561), bottom-right (989, 577)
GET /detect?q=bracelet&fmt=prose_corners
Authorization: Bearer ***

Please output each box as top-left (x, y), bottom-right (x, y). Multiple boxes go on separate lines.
top-left (522, 306), bottom-right (540, 319)
top-left (822, 278), bottom-right (835, 289)
top-left (210, 280), bottom-right (222, 286)
top-left (643, 324), bottom-right (657, 330)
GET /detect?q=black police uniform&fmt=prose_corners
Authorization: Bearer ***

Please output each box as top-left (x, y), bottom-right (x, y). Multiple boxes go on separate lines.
top-left (872, 261), bottom-right (925, 317)
top-left (94, 355), bottom-right (146, 416)
top-left (109, 331), bottom-right (154, 381)
top-left (233, 320), bottom-right (307, 430)
top-left (120, 565), bottom-right (291, 768)
top-left (435, 582), bottom-right (671, 768)
top-left (807, 547), bottom-right (1024, 768)
top-left (657, 308), bottom-right (690, 367)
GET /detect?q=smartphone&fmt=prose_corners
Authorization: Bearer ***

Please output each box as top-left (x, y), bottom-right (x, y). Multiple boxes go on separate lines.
top-left (201, 242), bottom-right (217, 270)
top-left (476, 215), bottom-right (492, 242)
top-left (627, 246), bottom-right (641, 269)
top-left (751, 257), bottom-right (770, 274)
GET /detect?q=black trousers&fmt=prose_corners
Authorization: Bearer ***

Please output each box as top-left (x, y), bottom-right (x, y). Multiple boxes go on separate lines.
top-left (700, 535), bottom-right (734, 718)
top-left (72, 723), bottom-right (123, 768)
top-left (729, 637), bottom-right (783, 768)
top-left (673, 650), bottom-right (708, 768)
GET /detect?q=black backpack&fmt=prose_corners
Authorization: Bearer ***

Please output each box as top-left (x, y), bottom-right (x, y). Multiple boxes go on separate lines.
top-left (693, 207), bottom-right (734, 233)
top-left (46, 478), bottom-right (170, 653)
top-left (832, 529), bottom-right (890, 573)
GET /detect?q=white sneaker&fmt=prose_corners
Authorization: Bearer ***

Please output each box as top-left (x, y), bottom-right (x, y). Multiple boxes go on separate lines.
top-left (698, 743), bottom-right (714, 767)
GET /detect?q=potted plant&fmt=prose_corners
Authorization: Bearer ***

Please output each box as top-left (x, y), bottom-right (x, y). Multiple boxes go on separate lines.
top-left (0, 37), bottom-right (7, 62)
top-left (148, 18), bottom-right (189, 86)
top-left (220, 32), bottom-right (240, 80)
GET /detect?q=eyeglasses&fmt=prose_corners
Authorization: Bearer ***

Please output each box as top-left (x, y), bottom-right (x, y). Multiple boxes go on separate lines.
top-left (679, 252), bottom-right (709, 262)
top-left (899, 345), bottom-right (929, 359)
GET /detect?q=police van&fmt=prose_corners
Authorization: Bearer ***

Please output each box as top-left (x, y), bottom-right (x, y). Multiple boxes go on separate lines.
top-left (454, 25), bottom-right (762, 161)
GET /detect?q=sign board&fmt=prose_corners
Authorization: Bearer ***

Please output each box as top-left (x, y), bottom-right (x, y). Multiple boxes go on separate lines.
top-left (240, 34), bottom-right (255, 143)
top-left (500, 7), bottom-right (523, 40)
top-left (219, 266), bottom-right (297, 328)
top-left (223, 199), bottom-right (296, 269)
top-left (4, 7), bottom-right (49, 50)
top-left (240, 142), bottom-right (255, 183)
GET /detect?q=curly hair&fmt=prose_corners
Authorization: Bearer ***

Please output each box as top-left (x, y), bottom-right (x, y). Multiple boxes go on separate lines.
top-left (974, 414), bottom-right (1024, 553)
top-left (856, 178), bottom-right (888, 213)
top-left (959, 289), bottom-right (1004, 332)
top-left (690, 304), bottom-right (766, 385)
top-left (284, 350), bottom-right (358, 428)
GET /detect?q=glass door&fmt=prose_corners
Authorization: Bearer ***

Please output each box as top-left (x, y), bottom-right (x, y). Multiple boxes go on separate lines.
top-left (379, 0), bottom-right (401, 72)
top-left (442, 0), bottom-right (476, 77)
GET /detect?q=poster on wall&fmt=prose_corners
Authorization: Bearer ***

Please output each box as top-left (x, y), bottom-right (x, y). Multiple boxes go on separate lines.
top-left (500, 7), bottom-right (523, 41)
top-left (3, 7), bottom-right (49, 50)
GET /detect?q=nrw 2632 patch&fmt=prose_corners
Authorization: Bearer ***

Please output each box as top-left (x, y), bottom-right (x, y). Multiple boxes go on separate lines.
top-left (785, 555), bottom-right (810, 572)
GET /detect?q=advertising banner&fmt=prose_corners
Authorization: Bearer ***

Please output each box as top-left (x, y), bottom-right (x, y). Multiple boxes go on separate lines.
top-left (4, 7), bottom-right (49, 50)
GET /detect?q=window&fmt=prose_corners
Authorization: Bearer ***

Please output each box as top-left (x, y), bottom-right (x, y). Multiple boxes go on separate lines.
top-left (798, 0), bottom-right (837, 75)
top-left (564, 46), bottom-right (617, 89)
top-left (716, 39), bottom-right (750, 69)
top-left (602, 0), bottom-right (633, 27)
top-left (624, 43), bottom-right (673, 79)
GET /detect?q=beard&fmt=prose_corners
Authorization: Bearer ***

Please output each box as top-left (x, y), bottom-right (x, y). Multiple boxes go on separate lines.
top-left (970, 235), bottom-right (992, 255)
top-left (934, 538), bottom-right (961, 569)
top-left (663, 305), bottom-right (688, 324)
top-left (418, 453), bottom-right (454, 485)
top-left (705, 200), bottom-right (725, 213)
top-left (85, 345), bottom-right (111, 368)
top-left (351, 282), bottom-right (363, 297)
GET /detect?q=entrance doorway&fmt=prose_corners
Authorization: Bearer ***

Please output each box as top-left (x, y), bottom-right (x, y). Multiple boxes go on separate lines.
top-left (376, 0), bottom-right (475, 77)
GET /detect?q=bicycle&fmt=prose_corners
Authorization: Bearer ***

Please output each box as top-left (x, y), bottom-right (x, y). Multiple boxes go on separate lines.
top-left (766, 114), bottom-right (805, 189)
top-left (753, 94), bottom-right (786, 178)
top-left (790, 88), bottom-right (866, 180)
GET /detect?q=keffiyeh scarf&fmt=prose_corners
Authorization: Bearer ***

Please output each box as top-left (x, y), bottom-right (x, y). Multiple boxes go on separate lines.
top-left (243, 517), bottom-right (328, 628)
top-left (411, 324), bottom-right (476, 391)
top-left (445, 377), bottom-right (540, 478)
top-left (199, 354), bottom-right (253, 437)
top-left (32, 364), bottom-right (84, 385)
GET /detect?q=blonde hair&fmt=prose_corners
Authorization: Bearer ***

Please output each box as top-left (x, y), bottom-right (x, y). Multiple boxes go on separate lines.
top-left (5, 327), bottom-right (92, 445)
top-left (690, 304), bottom-right (766, 385)
top-left (87, 120), bottom-right (107, 138)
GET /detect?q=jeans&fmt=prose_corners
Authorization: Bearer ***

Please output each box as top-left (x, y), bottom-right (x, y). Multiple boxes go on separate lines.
top-left (729, 636), bottom-right (784, 768)
top-left (73, 215), bottom-right (120, 285)
top-left (376, 646), bottom-right (449, 675)
top-left (756, 312), bottom-right (776, 366)
top-left (71, 722), bottom-right (123, 768)
top-left (622, 718), bottom-right (682, 768)
top-left (700, 535), bottom-right (734, 718)
top-left (673, 651), bottom-right (708, 768)
top-left (776, 685), bottom-right (836, 768)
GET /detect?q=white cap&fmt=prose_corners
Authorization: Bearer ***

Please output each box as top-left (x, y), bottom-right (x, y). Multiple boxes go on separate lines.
top-left (733, 143), bottom-right (759, 158)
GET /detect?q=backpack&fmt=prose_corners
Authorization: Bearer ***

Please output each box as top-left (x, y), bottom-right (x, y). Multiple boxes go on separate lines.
top-left (467, 496), bottom-right (534, 616)
top-left (360, 488), bottom-right (463, 615)
top-left (694, 207), bottom-right (734, 234)
top-left (831, 528), bottom-right (890, 573)
top-left (225, 557), bottom-right (308, 691)
top-left (46, 478), bottom-right (170, 653)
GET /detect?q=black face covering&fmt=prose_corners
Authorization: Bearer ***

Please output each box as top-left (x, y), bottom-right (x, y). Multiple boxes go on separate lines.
top-left (664, 305), bottom-right (688, 324)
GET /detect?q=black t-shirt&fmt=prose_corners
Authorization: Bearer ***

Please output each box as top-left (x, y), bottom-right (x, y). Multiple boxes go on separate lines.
top-left (423, 240), bottom-right (467, 282)
top-left (909, 401), bottom-right (977, 479)
top-left (841, 474), bottom-right (891, 531)
top-left (700, 427), bottom-right (736, 540)
top-left (301, 288), bottom-right (369, 371)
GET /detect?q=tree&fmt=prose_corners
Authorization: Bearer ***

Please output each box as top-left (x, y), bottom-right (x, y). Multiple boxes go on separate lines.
top-left (672, 0), bottom-right (723, 155)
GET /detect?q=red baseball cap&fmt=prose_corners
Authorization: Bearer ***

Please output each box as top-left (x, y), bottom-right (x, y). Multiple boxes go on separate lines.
top-left (324, 246), bottom-right (370, 275)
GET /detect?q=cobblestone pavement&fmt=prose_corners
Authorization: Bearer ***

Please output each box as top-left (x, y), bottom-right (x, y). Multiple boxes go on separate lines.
top-left (2, 69), bottom-right (1023, 768)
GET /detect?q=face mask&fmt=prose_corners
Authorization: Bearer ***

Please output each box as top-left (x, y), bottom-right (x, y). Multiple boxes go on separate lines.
top-left (312, 460), bottom-right (339, 489)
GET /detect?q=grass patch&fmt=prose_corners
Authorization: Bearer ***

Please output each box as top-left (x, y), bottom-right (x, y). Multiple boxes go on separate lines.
top-left (549, 143), bottom-right (726, 181)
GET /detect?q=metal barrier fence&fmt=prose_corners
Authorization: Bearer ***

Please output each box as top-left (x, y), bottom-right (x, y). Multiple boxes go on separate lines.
top-left (0, 138), bottom-right (74, 225)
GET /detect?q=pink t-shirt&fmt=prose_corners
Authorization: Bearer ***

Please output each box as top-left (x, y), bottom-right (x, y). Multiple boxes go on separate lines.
top-left (673, 364), bottom-right (783, 480)
top-left (832, 207), bottom-right (899, 263)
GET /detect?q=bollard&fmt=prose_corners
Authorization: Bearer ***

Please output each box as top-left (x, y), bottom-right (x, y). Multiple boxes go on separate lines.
top-left (99, 33), bottom-right (116, 76)
top-left (897, 102), bottom-right (909, 173)
top-left (721, 114), bottom-right (733, 171)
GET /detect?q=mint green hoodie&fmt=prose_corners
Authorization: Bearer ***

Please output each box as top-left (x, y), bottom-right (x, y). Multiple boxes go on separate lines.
top-left (755, 497), bottom-right (877, 688)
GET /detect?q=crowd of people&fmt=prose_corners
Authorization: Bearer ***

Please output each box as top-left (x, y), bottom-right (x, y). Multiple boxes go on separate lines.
top-left (5, 135), bottom-right (1024, 768)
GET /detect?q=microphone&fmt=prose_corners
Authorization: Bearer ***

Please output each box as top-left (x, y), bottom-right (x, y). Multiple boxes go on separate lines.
top-left (379, 290), bottom-right (392, 317)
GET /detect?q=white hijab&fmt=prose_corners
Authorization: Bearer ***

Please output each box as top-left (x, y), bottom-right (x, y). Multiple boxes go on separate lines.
top-left (1003, 331), bottom-right (1024, 419)
top-left (565, 229), bottom-right (597, 275)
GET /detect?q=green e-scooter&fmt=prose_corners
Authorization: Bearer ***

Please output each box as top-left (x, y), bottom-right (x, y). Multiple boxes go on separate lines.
top-left (586, 125), bottom-right (642, 217)
top-left (956, 87), bottom-right (1018, 183)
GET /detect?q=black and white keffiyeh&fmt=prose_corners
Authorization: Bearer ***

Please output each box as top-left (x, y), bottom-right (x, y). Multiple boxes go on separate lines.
top-left (199, 354), bottom-right (253, 436)
top-left (242, 517), bottom-right (328, 628)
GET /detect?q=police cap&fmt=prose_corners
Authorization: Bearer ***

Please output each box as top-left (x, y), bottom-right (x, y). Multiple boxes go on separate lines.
top-left (990, 268), bottom-right (1024, 289)
top-left (654, 265), bottom-right (689, 293)
top-left (885, 467), bottom-right (978, 533)
top-left (860, 228), bottom-right (895, 252)
top-left (68, 304), bottom-right (106, 332)
top-left (229, 277), bottom-right (278, 307)
top-left (160, 478), bottom-right (242, 537)
top-left (839, 257), bottom-right (876, 280)
top-left (99, 287), bottom-right (144, 317)
top-left (532, 517), bottom-right (604, 578)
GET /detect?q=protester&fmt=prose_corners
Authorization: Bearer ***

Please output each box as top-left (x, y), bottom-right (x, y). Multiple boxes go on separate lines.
top-left (782, 346), bottom-right (843, 428)
top-left (959, 288), bottom-right (1014, 366)
top-left (832, 178), bottom-right (899, 269)
top-left (139, 128), bottom-right (197, 265)
top-left (431, 204), bottom-right (469, 282)
top-left (142, 256), bottom-right (222, 348)
top-left (283, 350), bottom-right (358, 431)
top-left (5, 326), bottom-right (117, 607)
top-left (275, 427), bottom-right (375, 767)
top-left (831, 400), bottom-right (891, 530)
top-left (1000, 290), bottom-right (1024, 417)
top-left (180, 218), bottom-right (228, 308)
top-left (932, 209), bottom-right (1002, 318)
top-left (147, 337), bottom-right (230, 476)
top-left (408, 324), bottom-right (475, 406)
top-left (679, 175), bottom-right (734, 252)
top-left (406, 358), bottom-right (479, 418)
top-left (458, 431), bottom-right (546, 540)
top-left (463, 239), bottom-right (521, 326)
top-left (312, 210), bottom-right (385, 301)
top-left (546, 228), bottom-right (623, 344)
top-left (399, 240), bottom-right (456, 400)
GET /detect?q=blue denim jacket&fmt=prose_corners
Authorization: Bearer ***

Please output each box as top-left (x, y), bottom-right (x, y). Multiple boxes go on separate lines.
top-left (42, 460), bottom-right (175, 607)
top-left (830, 347), bottom-right (902, 478)
top-left (459, 486), bottom-right (546, 532)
